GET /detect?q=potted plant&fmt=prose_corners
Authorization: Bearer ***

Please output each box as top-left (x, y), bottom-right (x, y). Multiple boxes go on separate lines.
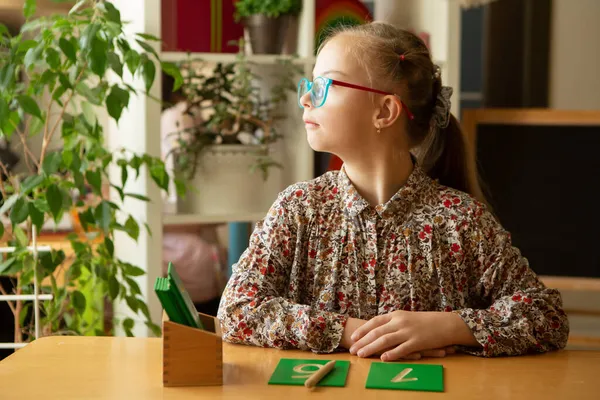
top-left (234, 0), bottom-right (303, 54)
top-left (166, 41), bottom-right (301, 215)
top-left (0, 0), bottom-right (184, 343)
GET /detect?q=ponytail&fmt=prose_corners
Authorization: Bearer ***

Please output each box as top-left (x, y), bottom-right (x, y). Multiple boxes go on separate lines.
top-left (413, 113), bottom-right (488, 205)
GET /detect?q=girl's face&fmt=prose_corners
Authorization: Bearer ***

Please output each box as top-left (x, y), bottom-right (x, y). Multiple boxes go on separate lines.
top-left (300, 35), bottom-right (380, 160)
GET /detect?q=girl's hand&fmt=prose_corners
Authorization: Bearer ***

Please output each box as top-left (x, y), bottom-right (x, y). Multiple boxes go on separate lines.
top-left (349, 310), bottom-right (476, 361)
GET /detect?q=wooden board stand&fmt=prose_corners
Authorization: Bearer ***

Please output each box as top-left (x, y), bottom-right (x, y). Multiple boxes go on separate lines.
top-left (162, 312), bottom-right (223, 386)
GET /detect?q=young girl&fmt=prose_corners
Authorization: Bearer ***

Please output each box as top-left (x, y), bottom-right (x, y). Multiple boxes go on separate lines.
top-left (217, 22), bottom-right (569, 360)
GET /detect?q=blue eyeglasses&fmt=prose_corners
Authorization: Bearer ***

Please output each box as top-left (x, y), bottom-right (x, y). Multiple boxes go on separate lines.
top-left (297, 76), bottom-right (415, 120)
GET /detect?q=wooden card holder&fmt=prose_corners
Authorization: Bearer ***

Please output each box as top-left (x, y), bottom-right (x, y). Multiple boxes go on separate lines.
top-left (162, 312), bottom-right (223, 386)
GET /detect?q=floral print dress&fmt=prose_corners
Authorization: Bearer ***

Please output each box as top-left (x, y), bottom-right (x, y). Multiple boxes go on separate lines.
top-left (217, 165), bottom-right (569, 357)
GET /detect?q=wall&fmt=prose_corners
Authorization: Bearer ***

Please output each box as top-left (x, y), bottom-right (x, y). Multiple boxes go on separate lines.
top-left (549, 0), bottom-right (600, 110)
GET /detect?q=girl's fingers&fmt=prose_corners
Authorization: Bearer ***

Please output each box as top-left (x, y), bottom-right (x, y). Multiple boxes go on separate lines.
top-left (355, 331), bottom-right (404, 358)
top-left (350, 323), bottom-right (396, 355)
top-left (351, 314), bottom-right (391, 342)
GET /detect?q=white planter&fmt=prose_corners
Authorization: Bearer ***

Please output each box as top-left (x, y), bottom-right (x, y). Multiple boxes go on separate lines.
top-left (177, 145), bottom-right (281, 216)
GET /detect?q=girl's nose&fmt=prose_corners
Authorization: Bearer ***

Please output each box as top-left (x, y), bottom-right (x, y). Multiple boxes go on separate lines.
top-left (300, 90), bottom-right (313, 109)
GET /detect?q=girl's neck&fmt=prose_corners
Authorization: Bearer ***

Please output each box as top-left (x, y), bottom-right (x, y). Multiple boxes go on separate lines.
top-left (343, 151), bottom-right (414, 207)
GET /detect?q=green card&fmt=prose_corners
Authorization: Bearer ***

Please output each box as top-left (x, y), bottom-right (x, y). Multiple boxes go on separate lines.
top-left (366, 363), bottom-right (444, 392)
top-left (268, 359), bottom-right (350, 387)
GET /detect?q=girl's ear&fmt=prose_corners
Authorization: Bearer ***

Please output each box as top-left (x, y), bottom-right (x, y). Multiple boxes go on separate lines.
top-left (373, 95), bottom-right (403, 129)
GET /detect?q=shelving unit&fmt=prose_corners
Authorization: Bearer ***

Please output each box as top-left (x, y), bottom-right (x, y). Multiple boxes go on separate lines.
top-left (160, 0), bottom-right (317, 224)
top-left (161, 52), bottom-right (316, 66)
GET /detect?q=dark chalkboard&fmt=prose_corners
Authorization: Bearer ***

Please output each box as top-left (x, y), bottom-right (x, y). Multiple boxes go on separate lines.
top-left (476, 123), bottom-right (600, 278)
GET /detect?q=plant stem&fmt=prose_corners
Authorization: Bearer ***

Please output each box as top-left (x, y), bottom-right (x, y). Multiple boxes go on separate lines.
top-left (40, 67), bottom-right (86, 165)
top-left (0, 281), bottom-right (16, 315)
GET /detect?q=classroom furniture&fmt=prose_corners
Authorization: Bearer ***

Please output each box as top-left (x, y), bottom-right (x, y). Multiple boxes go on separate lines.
top-left (1, 336), bottom-right (598, 399)
top-left (461, 108), bottom-right (600, 348)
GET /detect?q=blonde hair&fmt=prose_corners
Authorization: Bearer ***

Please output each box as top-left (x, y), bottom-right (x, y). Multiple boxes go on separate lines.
top-left (320, 22), bottom-right (487, 203)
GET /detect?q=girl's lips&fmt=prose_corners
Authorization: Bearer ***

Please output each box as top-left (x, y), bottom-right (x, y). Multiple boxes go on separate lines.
top-left (303, 119), bottom-right (320, 128)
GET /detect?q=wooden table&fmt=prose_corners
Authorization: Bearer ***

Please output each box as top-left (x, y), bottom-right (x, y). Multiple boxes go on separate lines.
top-left (1, 336), bottom-right (599, 399)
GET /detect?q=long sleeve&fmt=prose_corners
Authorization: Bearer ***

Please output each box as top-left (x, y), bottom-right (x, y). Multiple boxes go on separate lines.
top-left (455, 204), bottom-right (569, 357)
top-left (217, 187), bottom-right (348, 353)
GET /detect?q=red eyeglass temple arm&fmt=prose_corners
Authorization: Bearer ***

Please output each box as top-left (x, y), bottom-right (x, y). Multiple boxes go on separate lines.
top-left (330, 79), bottom-right (415, 120)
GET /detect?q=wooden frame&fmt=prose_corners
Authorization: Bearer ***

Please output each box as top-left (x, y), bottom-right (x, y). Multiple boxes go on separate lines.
top-left (461, 109), bottom-right (600, 347)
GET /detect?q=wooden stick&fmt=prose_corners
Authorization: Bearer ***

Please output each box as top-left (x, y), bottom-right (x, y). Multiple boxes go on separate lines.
top-left (304, 360), bottom-right (336, 388)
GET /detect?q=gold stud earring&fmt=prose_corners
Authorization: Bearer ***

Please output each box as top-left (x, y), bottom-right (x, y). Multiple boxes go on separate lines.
top-left (376, 125), bottom-right (381, 134)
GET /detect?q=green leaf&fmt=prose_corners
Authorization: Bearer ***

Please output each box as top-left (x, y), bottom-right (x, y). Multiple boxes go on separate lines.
top-left (149, 162), bottom-right (168, 191)
top-left (94, 263), bottom-right (108, 280)
top-left (58, 73), bottom-right (72, 89)
top-left (62, 149), bottom-right (73, 167)
top-left (0, 97), bottom-right (8, 128)
top-left (135, 33), bottom-right (160, 42)
top-left (89, 36), bottom-right (108, 76)
top-left (124, 215), bottom-right (139, 241)
top-left (9, 197), bottom-right (28, 225)
top-left (120, 164), bottom-right (128, 187)
top-left (42, 151), bottom-right (62, 175)
top-left (17, 95), bottom-right (42, 120)
top-left (13, 226), bottom-right (28, 247)
top-left (76, 82), bottom-right (101, 105)
top-left (18, 303), bottom-right (31, 327)
top-left (81, 101), bottom-right (96, 125)
top-left (85, 169), bottom-right (102, 194)
top-left (0, 194), bottom-right (19, 215)
top-left (144, 223), bottom-right (152, 237)
top-left (175, 179), bottom-right (187, 198)
top-left (161, 62), bottom-right (183, 91)
top-left (124, 193), bottom-right (150, 202)
top-left (0, 258), bottom-right (16, 275)
top-left (33, 198), bottom-right (49, 213)
top-left (0, 111), bottom-right (20, 139)
top-left (79, 22), bottom-right (99, 51)
top-left (125, 296), bottom-right (139, 313)
top-left (0, 64), bottom-right (15, 91)
top-left (135, 39), bottom-right (158, 59)
top-left (68, 262), bottom-right (82, 280)
top-left (29, 114), bottom-right (44, 136)
top-left (108, 275), bottom-right (119, 300)
top-left (94, 201), bottom-right (111, 233)
top-left (46, 184), bottom-right (63, 221)
top-left (0, 23), bottom-right (8, 37)
top-left (124, 50), bottom-right (140, 75)
top-left (123, 263), bottom-right (145, 277)
top-left (107, 52), bottom-right (123, 77)
top-left (141, 58), bottom-right (156, 92)
top-left (123, 317), bottom-right (134, 336)
top-left (77, 207), bottom-right (95, 232)
top-left (21, 174), bottom-right (44, 194)
top-left (28, 201), bottom-right (44, 231)
top-left (59, 37), bottom-right (77, 62)
top-left (125, 277), bottom-right (141, 296)
top-left (0, 222), bottom-right (3, 238)
top-left (103, 2), bottom-right (121, 24)
top-left (23, 0), bottom-right (36, 19)
top-left (24, 46), bottom-right (42, 70)
top-left (106, 85), bottom-right (129, 122)
top-left (17, 40), bottom-right (37, 54)
top-left (146, 321), bottom-right (161, 337)
top-left (104, 237), bottom-right (114, 257)
top-left (72, 290), bottom-right (86, 316)
top-left (45, 48), bottom-right (61, 70)
top-left (137, 299), bottom-right (150, 319)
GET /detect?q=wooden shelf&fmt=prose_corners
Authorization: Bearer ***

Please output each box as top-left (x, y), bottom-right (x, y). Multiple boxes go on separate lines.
top-left (163, 212), bottom-right (266, 225)
top-left (160, 51), bottom-right (316, 65)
